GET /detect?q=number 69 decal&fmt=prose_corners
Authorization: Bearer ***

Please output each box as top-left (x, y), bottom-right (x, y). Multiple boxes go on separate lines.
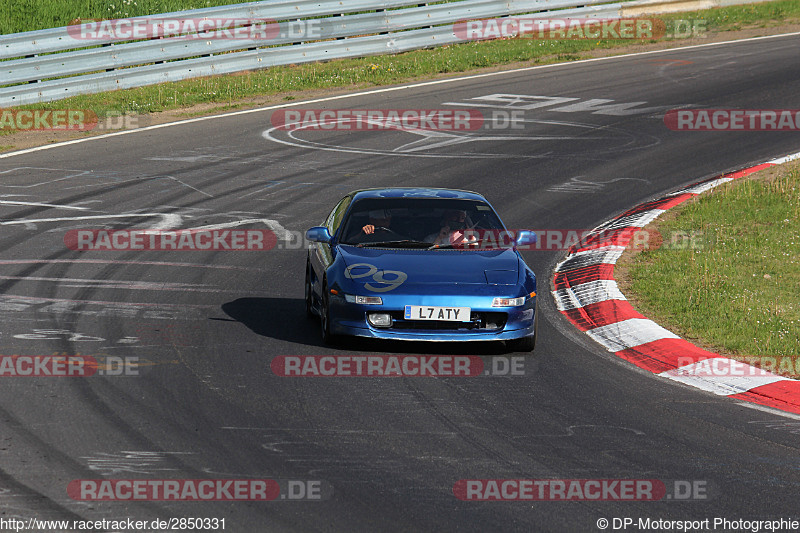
top-left (344, 263), bottom-right (407, 292)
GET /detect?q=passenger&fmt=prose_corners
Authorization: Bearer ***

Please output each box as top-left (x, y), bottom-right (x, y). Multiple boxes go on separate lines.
top-left (426, 209), bottom-right (478, 246)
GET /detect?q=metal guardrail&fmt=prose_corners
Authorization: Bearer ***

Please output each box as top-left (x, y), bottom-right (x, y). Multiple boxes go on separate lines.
top-left (1, 0), bottom-right (618, 87)
top-left (0, 0), bottom-right (431, 59)
top-left (0, 0), bottom-right (766, 106)
top-left (0, 0), bottom-right (626, 106)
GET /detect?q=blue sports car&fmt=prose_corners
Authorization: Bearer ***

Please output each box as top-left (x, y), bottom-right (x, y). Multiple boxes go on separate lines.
top-left (304, 188), bottom-right (538, 351)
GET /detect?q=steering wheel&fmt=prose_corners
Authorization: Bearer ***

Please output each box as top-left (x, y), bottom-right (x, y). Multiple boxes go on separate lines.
top-left (359, 226), bottom-right (405, 243)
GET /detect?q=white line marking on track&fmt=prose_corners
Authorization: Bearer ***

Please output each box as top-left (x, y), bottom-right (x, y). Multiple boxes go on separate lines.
top-left (0, 213), bottom-right (179, 227)
top-left (147, 213), bottom-right (183, 230)
top-left (548, 176), bottom-right (648, 193)
top-left (161, 175), bottom-right (213, 198)
top-left (0, 293), bottom-right (215, 309)
top-left (1, 32), bottom-right (798, 159)
top-left (745, 406), bottom-right (800, 421)
top-left (768, 153), bottom-right (800, 165)
top-left (263, 126), bottom-right (510, 159)
top-left (0, 200), bottom-right (88, 210)
top-left (83, 451), bottom-right (195, 476)
top-left (191, 218), bottom-right (291, 240)
top-left (265, 116), bottom-right (612, 157)
top-left (668, 177), bottom-right (734, 196)
top-left (0, 277), bottom-right (269, 293)
top-left (0, 275), bottom-right (210, 289)
top-left (0, 259), bottom-right (265, 271)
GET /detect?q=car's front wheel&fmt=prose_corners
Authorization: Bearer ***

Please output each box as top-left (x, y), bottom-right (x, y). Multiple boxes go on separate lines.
top-left (305, 260), bottom-right (315, 319)
top-left (507, 333), bottom-right (536, 352)
top-left (320, 279), bottom-right (337, 345)
top-left (507, 311), bottom-right (538, 353)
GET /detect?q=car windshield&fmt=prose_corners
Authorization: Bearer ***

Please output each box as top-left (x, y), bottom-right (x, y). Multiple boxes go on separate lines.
top-left (338, 197), bottom-right (508, 249)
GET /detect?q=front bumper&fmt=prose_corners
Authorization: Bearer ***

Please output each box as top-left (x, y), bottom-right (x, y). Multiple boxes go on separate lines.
top-left (328, 294), bottom-right (536, 342)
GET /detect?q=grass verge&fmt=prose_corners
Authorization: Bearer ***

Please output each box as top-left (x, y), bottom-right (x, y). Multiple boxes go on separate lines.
top-left (3, 0), bottom-right (799, 34)
top-left (1, 0), bottom-right (260, 34)
top-left (617, 160), bottom-right (800, 376)
top-left (1, 0), bottom-right (799, 135)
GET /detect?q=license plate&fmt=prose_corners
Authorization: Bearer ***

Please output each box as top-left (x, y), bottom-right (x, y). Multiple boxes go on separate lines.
top-left (404, 305), bottom-right (471, 322)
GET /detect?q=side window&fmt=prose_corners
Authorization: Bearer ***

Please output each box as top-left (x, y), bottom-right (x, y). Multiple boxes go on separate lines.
top-left (325, 195), bottom-right (352, 235)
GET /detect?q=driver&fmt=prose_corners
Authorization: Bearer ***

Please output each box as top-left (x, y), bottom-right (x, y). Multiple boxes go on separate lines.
top-left (361, 209), bottom-right (393, 235)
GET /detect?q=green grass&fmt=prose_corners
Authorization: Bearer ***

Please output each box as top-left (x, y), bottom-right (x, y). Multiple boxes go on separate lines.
top-left (682, 0), bottom-right (800, 29)
top-left (1, 0), bottom-right (799, 136)
top-left (0, 36), bottom-right (677, 132)
top-left (2, 0), bottom-right (799, 35)
top-left (0, 0), bottom-right (250, 34)
top-left (624, 162), bottom-right (800, 372)
top-left (0, 0), bottom-right (460, 34)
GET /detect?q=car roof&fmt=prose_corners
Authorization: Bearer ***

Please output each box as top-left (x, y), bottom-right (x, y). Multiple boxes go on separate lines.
top-left (349, 188), bottom-right (487, 202)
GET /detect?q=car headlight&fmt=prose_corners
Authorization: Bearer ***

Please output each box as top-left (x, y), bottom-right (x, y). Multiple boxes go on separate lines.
top-left (344, 294), bottom-right (383, 305)
top-left (492, 296), bottom-right (526, 307)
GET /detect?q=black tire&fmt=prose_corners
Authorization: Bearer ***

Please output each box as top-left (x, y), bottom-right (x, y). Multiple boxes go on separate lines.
top-left (507, 310), bottom-right (538, 353)
top-left (507, 333), bottom-right (536, 352)
top-left (305, 261), bottom-right (315, 319)
top-left (320, 280), bottom-right (337, 345)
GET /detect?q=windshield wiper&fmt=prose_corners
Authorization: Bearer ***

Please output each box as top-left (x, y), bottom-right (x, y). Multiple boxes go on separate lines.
top-left (357, 240), bottom-right (433, 248)
top-left (427, 241), bottom-right (485, 250)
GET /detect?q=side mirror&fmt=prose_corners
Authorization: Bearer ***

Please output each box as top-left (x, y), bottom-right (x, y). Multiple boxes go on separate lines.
top-left (306, 226), bottom-right (332, 244)
top-left (515, 230), bottom-right (537, 249)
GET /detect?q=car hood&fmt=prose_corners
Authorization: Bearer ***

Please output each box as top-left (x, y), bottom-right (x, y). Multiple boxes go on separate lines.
top-left (337, 246), bottom-right (520, 285)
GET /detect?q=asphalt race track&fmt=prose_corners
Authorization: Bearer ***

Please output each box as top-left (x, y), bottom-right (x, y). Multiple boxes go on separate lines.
top-left (1, 34), bottom-right (799, 532)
